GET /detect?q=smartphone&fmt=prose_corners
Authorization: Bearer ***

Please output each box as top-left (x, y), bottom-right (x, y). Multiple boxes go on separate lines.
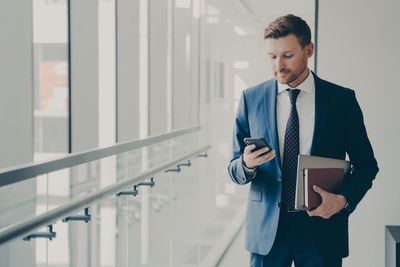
top-left (243, 137), bottom-right (271, 156)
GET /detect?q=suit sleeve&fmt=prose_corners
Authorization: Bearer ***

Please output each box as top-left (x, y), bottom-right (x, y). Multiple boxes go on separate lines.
top-left (227, 92), bottom-right (256, 185)
top-left (340, 90), bottom-right (379, 213)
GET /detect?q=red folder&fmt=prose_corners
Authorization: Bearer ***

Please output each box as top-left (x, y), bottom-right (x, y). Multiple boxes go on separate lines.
top-left (304, 168), bottom-right (345, 210)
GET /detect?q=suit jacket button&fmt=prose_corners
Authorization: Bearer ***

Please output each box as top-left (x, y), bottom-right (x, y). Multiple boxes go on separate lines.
top-left (241, 177), bottom-right (246, 182)
top-left (277, 177), bottom-right (282, 182)
top-left (275, 202), bottom-right (280, 208)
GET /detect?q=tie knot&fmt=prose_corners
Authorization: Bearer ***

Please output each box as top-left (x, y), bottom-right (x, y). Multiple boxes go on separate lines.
top-left (287, 89), bottom-right (300, 105)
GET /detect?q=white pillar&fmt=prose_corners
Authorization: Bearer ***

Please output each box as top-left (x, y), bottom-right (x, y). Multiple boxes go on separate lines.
top-left (0, 0), bottom-right (35, 266)
top-left (116, 0), bottom-right (140, 142)
top-left (69, 0), bottom-right (99, 266)
top-left (70, 0), bottom-right (99, 152)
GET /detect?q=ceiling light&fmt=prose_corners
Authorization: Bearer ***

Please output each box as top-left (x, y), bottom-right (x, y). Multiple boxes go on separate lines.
top-left (233, 61), bottom-right (249, 69)
top-left (176, 0), bottom-right (191, 9)
top-left (233, 26), bottom-right (247, 36)
top-left (207, 17), bottom-right (219, 24)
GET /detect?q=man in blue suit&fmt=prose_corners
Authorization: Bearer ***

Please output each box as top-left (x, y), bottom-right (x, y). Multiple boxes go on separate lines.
top-left (227, 14), bottom-right (378, 267)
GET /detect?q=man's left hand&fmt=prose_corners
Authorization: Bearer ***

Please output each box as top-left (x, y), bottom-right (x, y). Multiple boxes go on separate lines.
top-left (307, 185), bottom-right (347, 219)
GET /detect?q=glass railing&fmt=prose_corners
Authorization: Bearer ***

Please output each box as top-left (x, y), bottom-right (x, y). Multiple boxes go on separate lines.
top-left (0, 126), bottom-right (248, 267)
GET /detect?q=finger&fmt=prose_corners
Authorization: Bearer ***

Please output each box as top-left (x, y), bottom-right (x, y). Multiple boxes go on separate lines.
top-left (313, 185), bottom-right (325, 196)
top-left (255, 151), bottom-right (276, 164)
top-left (307, 210), bottom-right (316, 217)
top-left (244, 145), bottom-right (256, 154)
top-left (259, 150), bottom-right (276, 161)
top-left (253, 146), bottom-right (271, 157)
top-left (307, 205), bottom-right (322, 217)
top-left (308, 210), bottom-right (328, 219)
top-left (250, 148), bottom-right (272, 163)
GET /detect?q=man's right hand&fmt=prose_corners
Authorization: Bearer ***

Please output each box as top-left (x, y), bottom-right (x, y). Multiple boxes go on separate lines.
top-left (243, 145), bottom-right (276, 169)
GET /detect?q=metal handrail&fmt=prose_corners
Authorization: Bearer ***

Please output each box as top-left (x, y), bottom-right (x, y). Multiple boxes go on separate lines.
top-left (0, 125), bottom-right (200, 188)
top-left (0, 145), bottom-right (211, 246)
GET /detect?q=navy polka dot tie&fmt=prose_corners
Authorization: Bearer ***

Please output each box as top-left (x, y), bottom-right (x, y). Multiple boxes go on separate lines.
top-left (282, 89), bottom-right (301, 211)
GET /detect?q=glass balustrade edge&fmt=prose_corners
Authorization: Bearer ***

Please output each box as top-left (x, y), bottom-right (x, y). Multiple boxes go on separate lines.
top-left (0, 125), bottom-right (200, 188)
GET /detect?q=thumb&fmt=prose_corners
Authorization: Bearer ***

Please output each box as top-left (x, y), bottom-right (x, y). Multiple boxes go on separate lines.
top-left (244, 144), bottom-right (256, 154)
top-left (313, 185), bottom-right (323, 195)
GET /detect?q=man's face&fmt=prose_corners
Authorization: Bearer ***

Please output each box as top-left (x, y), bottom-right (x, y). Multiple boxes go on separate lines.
top-left (265, 34), bottom-right (314, 85)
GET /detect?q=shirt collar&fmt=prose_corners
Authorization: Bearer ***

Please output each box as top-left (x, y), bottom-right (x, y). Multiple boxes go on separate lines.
top-left (277, 69), bottom-right (315, 95)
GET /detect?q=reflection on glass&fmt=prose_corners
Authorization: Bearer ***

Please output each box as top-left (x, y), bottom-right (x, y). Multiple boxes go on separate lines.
top-left (33, 0), bottom-right (69, 161)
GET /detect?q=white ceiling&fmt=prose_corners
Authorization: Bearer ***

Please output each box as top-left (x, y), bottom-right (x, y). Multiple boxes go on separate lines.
top-left (202, 0), bottom-right (317, 46)
top-left (200, 0), bottom-right (317, 87)
top-left (203, 0), bottom-right (315, 33)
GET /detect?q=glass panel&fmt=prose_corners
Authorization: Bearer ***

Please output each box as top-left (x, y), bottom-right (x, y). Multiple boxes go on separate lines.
top-left (99, 197), bottom-right (118, 267)
top-left (123, 131), bottom-right (200, 178)
top-left (47, 220), bottom-right (71, 267)
top-left (196, 146), bottom-right (248, 260)
top-left (33, 0), bottom-right (70, 161)
top-left (168, 156), bottom-right (201, 266)
top-left (0, 233), bottom-right (47, 267)
top-left (0, 174), bottom-right (48, 267)
top-left (115, 193), bottom-right (129, 267)
top-left (47, 155), bottom-right (119, 208)
top-left (0, 140), bottom-right (244, 266)
top-left (147, 172), bottom-right (173, 265)
top-left (0, 174), bottom-right (48, 231)
top-left (122, 172), bottom-right (172, 266)
top-left (46, 196), bottom-right (121, 267)
top-left (171, 131), bottom-right (200, 157)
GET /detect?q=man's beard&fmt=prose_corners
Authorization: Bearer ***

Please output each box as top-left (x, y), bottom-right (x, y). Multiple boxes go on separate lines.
top-left (276, 70), bottom-right (296, 84)
top-left (282, 64), bottom-right (307, 85)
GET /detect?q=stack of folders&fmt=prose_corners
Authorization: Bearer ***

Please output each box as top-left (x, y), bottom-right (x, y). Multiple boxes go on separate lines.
top-left (303, 168), bottom-right (344, 210)
top-left (295, 155), bottom-right (351, 211)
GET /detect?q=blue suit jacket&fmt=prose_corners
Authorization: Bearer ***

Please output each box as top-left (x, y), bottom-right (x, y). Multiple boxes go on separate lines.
top-left (227, 72), bottom-right (378, 258)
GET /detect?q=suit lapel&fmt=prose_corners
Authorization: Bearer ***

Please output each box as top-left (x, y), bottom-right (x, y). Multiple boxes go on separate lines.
top-left (263, 80), bottom-right (282, 170)
top-left (261, 73), bottom-right (327, 170)
top-left (310, 72), bottom-right (328, 155)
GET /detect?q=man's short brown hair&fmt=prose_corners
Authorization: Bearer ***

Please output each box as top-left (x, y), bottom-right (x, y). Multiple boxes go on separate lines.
top-left (264, 14), bottom-right (311, 48)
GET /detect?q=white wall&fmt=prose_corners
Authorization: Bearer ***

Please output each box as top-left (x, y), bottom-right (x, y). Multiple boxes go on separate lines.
top-left (173, 3), bottom-right (197, 130)
top-left (70, 0), bottom-right (99, 152)
top-left (149, 0), bottom-right (169, 135)
top-left (0, 0), bottom-right (33, 168)
top-left (116, 0), bottom-right (141, 142)
top-left (318, 1), bottom-right (400, 266)
top-left (0, 1), bottom-right (35, 266)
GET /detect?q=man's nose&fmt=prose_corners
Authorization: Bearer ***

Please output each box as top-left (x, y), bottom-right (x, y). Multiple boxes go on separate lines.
top-left (276, 57), bottom-right (286, 70)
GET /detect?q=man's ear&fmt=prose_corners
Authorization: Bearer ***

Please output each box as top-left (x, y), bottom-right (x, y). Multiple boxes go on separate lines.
top-left (306, 42), bottom-right (314, 58)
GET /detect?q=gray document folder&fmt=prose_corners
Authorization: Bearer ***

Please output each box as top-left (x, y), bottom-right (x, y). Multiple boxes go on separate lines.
top-left (294, 155), bottom-right (351, 211)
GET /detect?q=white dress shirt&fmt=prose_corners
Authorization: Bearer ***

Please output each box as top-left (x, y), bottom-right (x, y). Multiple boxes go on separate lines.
top-left (277, 70), bottom-right (315, 165)
top-left (242, 70), bottom-right (315, 175)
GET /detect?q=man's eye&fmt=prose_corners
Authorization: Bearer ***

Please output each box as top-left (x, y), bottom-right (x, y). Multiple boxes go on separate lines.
top-left (284, 55), bottom-right (293, 58)
top-left (271, 56), bottom-right (277, 59)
